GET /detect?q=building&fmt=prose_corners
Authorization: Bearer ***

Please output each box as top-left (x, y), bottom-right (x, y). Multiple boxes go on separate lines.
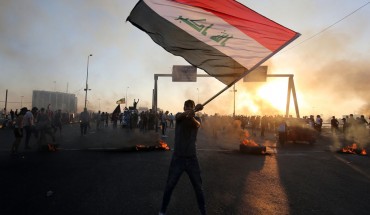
top-left (32, 90), bottom-right (77, 113)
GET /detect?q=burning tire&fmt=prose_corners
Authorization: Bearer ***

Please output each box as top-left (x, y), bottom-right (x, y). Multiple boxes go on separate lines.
top-left (239, 144), bottom-right (266, 155)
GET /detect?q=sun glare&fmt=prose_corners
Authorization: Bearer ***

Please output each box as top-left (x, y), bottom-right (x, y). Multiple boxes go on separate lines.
top-left (237, 92), bottom-right (259, 114)
top-left (256, 80), bottom-right (288, 113)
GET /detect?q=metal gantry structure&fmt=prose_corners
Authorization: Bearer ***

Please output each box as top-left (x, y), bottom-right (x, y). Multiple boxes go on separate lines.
top-left (152, 73), bottom-right (300, 118)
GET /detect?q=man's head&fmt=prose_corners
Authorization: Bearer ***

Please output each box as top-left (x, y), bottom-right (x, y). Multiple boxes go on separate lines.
top-left (183, 100), bottom-right (195, 111)
top-left (20, 107), bottom-right (28, 115)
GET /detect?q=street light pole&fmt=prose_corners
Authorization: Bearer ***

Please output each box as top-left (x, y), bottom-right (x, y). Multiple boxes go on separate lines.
top-left (84, 54), bottom-right (92, 109)
top-left (231, 84), bottom-right (237, 117)
top-left (125, 86), bottom-right (129, 108)
top-left (20, 96), bottom-right (24, 108)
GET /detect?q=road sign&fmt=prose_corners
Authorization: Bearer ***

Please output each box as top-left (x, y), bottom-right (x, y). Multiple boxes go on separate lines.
top-left (243, 66), bottom-right (268, 82)
top-left (172, 65), bottom-right (197, 82)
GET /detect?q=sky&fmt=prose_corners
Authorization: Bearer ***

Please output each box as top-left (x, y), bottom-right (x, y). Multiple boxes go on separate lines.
top-left (1, 0), bottom-right (370, 120)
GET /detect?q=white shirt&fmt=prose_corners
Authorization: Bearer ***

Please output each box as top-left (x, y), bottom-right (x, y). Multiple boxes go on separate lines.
top-left (23, 111), bottom-right (34, 126)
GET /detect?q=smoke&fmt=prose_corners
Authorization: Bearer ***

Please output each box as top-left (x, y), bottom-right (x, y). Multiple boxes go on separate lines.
top-left (269, 28), bottom-right (370, 117)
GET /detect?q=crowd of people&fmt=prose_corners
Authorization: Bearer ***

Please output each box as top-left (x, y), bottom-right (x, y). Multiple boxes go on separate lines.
top-left (4, 100), bottom-right (369, 155)
top-left (9, 105), bottom-right (63, 155)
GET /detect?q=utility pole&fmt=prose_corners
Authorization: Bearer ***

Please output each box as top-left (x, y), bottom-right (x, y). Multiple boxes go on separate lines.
top-left (230, 84), bottom-right (237, 117)
top-left (84, 54), bottom-right (93, 109)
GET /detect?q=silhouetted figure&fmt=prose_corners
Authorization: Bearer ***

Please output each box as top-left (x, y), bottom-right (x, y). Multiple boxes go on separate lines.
top-left (11, 109), bottom-right (26, 155)
top-left (330, 116), bottom-right (339, 134)
top-left (80, 108), bottom-right (90, 135)
top-left (260, 115), bottom-right (268, 137)
top-left (315, 115), bottom-right (322, 133)
top-left (159, 100), bottom-right (205, 215)
top-left (22, 107), bottom-right (34, 149)
top-left (10, 109), bottom-right (15, 121)
top-left (133, 99), bottom-right (139, 110)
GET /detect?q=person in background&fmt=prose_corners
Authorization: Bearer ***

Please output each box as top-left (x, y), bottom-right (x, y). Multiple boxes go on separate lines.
top-left (31, 107), bottom-right (39, 138)
top-left (37, 107), bottom-right (56, 150)
top-left (330, 116), bottom-right (339, 135)
top-left (315, 115), bottom-right (323, 133)
top-left (260, 115), bottom-right (268, 137)
top-left (22, 107), bottom-right (34, 149)
top-left (168, 113), bottom-right (174, 128)
top-left (342, 118), bottom-right (348, 137)
top-left (80, 108), bottom-right (90, 136)
top-left (10, 109), bottom-right (15, 122)
top-left (161, 111), bottom-right (169, 137)
top-left (133, 99), bottom-right (139, 110)
top-left (53, 109), bottom-right (63, 136)
top-left (11, 108), bottom-right (26, 155)
top-left (96, 111), bottom-right (102, 130)
top-left (277, 119), bottom-right (288, 146)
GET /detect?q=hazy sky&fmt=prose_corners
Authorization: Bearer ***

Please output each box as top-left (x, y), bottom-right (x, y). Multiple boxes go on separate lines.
top-left (1, 0), bottom-right (370, 119)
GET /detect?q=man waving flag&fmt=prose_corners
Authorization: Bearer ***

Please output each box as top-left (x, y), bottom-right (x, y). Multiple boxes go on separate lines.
top-left (127, 0), bottom-right (300, 101)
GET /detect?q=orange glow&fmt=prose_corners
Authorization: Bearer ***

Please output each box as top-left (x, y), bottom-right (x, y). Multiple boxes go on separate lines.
top-left (342, 143), bottom-right (357, 154)
top-left (159, 139), bottom-right (170, 151)
top-left (256, 80), bottom-right (287, 113)
top-left (241, 131), bottom-right (259, 146)
top-left (236, 91), bottom-right (259, 114)
top-left (341, 143), bottom-right (367, 156)
top-left (235, 80), bottom-right (292, 115)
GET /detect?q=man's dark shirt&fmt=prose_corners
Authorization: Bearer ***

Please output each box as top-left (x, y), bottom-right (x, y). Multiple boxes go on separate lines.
top-left (173, 115), bottom-right (201, 158)
top-left (331, 118), bottom-right (339, 127)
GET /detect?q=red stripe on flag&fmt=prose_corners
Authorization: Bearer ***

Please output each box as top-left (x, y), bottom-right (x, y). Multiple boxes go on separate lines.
top-left (173, 0), bottom-right (298, 51)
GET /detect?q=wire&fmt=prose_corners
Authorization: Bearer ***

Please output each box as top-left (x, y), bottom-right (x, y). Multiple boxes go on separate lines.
top-left (283, 2), bottom-right (370, 52)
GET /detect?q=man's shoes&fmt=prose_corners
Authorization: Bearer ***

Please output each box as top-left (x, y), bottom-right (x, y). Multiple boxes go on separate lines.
top-left (25, 146), bottom-right (31, 149)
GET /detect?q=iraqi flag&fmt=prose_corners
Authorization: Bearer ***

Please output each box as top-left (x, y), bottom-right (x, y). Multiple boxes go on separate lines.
top-left (112, 104), bottom-right (121, 114)
top-left (127, 0), bottom-right (300, 85)
top-left (116, 98), bottom-right (126, 104)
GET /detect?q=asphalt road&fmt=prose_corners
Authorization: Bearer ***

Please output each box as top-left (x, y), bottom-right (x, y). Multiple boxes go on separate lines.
top-left (1, 123), bottom-right (370, 215)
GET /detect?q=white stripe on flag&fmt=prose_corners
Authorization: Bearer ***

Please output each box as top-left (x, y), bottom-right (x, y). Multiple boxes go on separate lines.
top-left (144, 0), bottom-right (272, 70)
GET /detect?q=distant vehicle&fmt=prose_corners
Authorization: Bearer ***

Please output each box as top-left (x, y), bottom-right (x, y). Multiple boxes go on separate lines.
top-left (279, 118), bottom-right (317, 145)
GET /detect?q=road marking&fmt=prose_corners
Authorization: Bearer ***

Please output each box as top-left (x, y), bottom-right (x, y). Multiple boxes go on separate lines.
top-left (334, 155), bottom-right (370, 181)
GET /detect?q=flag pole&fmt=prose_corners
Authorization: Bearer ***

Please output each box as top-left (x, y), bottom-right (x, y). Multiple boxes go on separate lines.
top-left (201, 33), bottom-right (301, 108)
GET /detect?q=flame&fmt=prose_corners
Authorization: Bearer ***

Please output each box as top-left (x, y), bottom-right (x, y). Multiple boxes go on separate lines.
top-left (341, 143), bottom-right (367, 156)
top-left (341, 143), bottom-right (357, 154)
top-left (241, 131), bottom-right (259, 146)
top-left (159, 139), bottom-right (170, 151)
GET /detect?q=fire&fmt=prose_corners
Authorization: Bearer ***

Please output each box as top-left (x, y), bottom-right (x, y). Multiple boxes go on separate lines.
top-left (241, 131), bottom-right (259, 147)
top-left (342, 143), bottom-right (357, 154)
top-left (341, 143), bottom-right (367, 155)
top-left (134, 140), bottom-right (170, 151)
top-left (159, 139), bottom-right (170, 151)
